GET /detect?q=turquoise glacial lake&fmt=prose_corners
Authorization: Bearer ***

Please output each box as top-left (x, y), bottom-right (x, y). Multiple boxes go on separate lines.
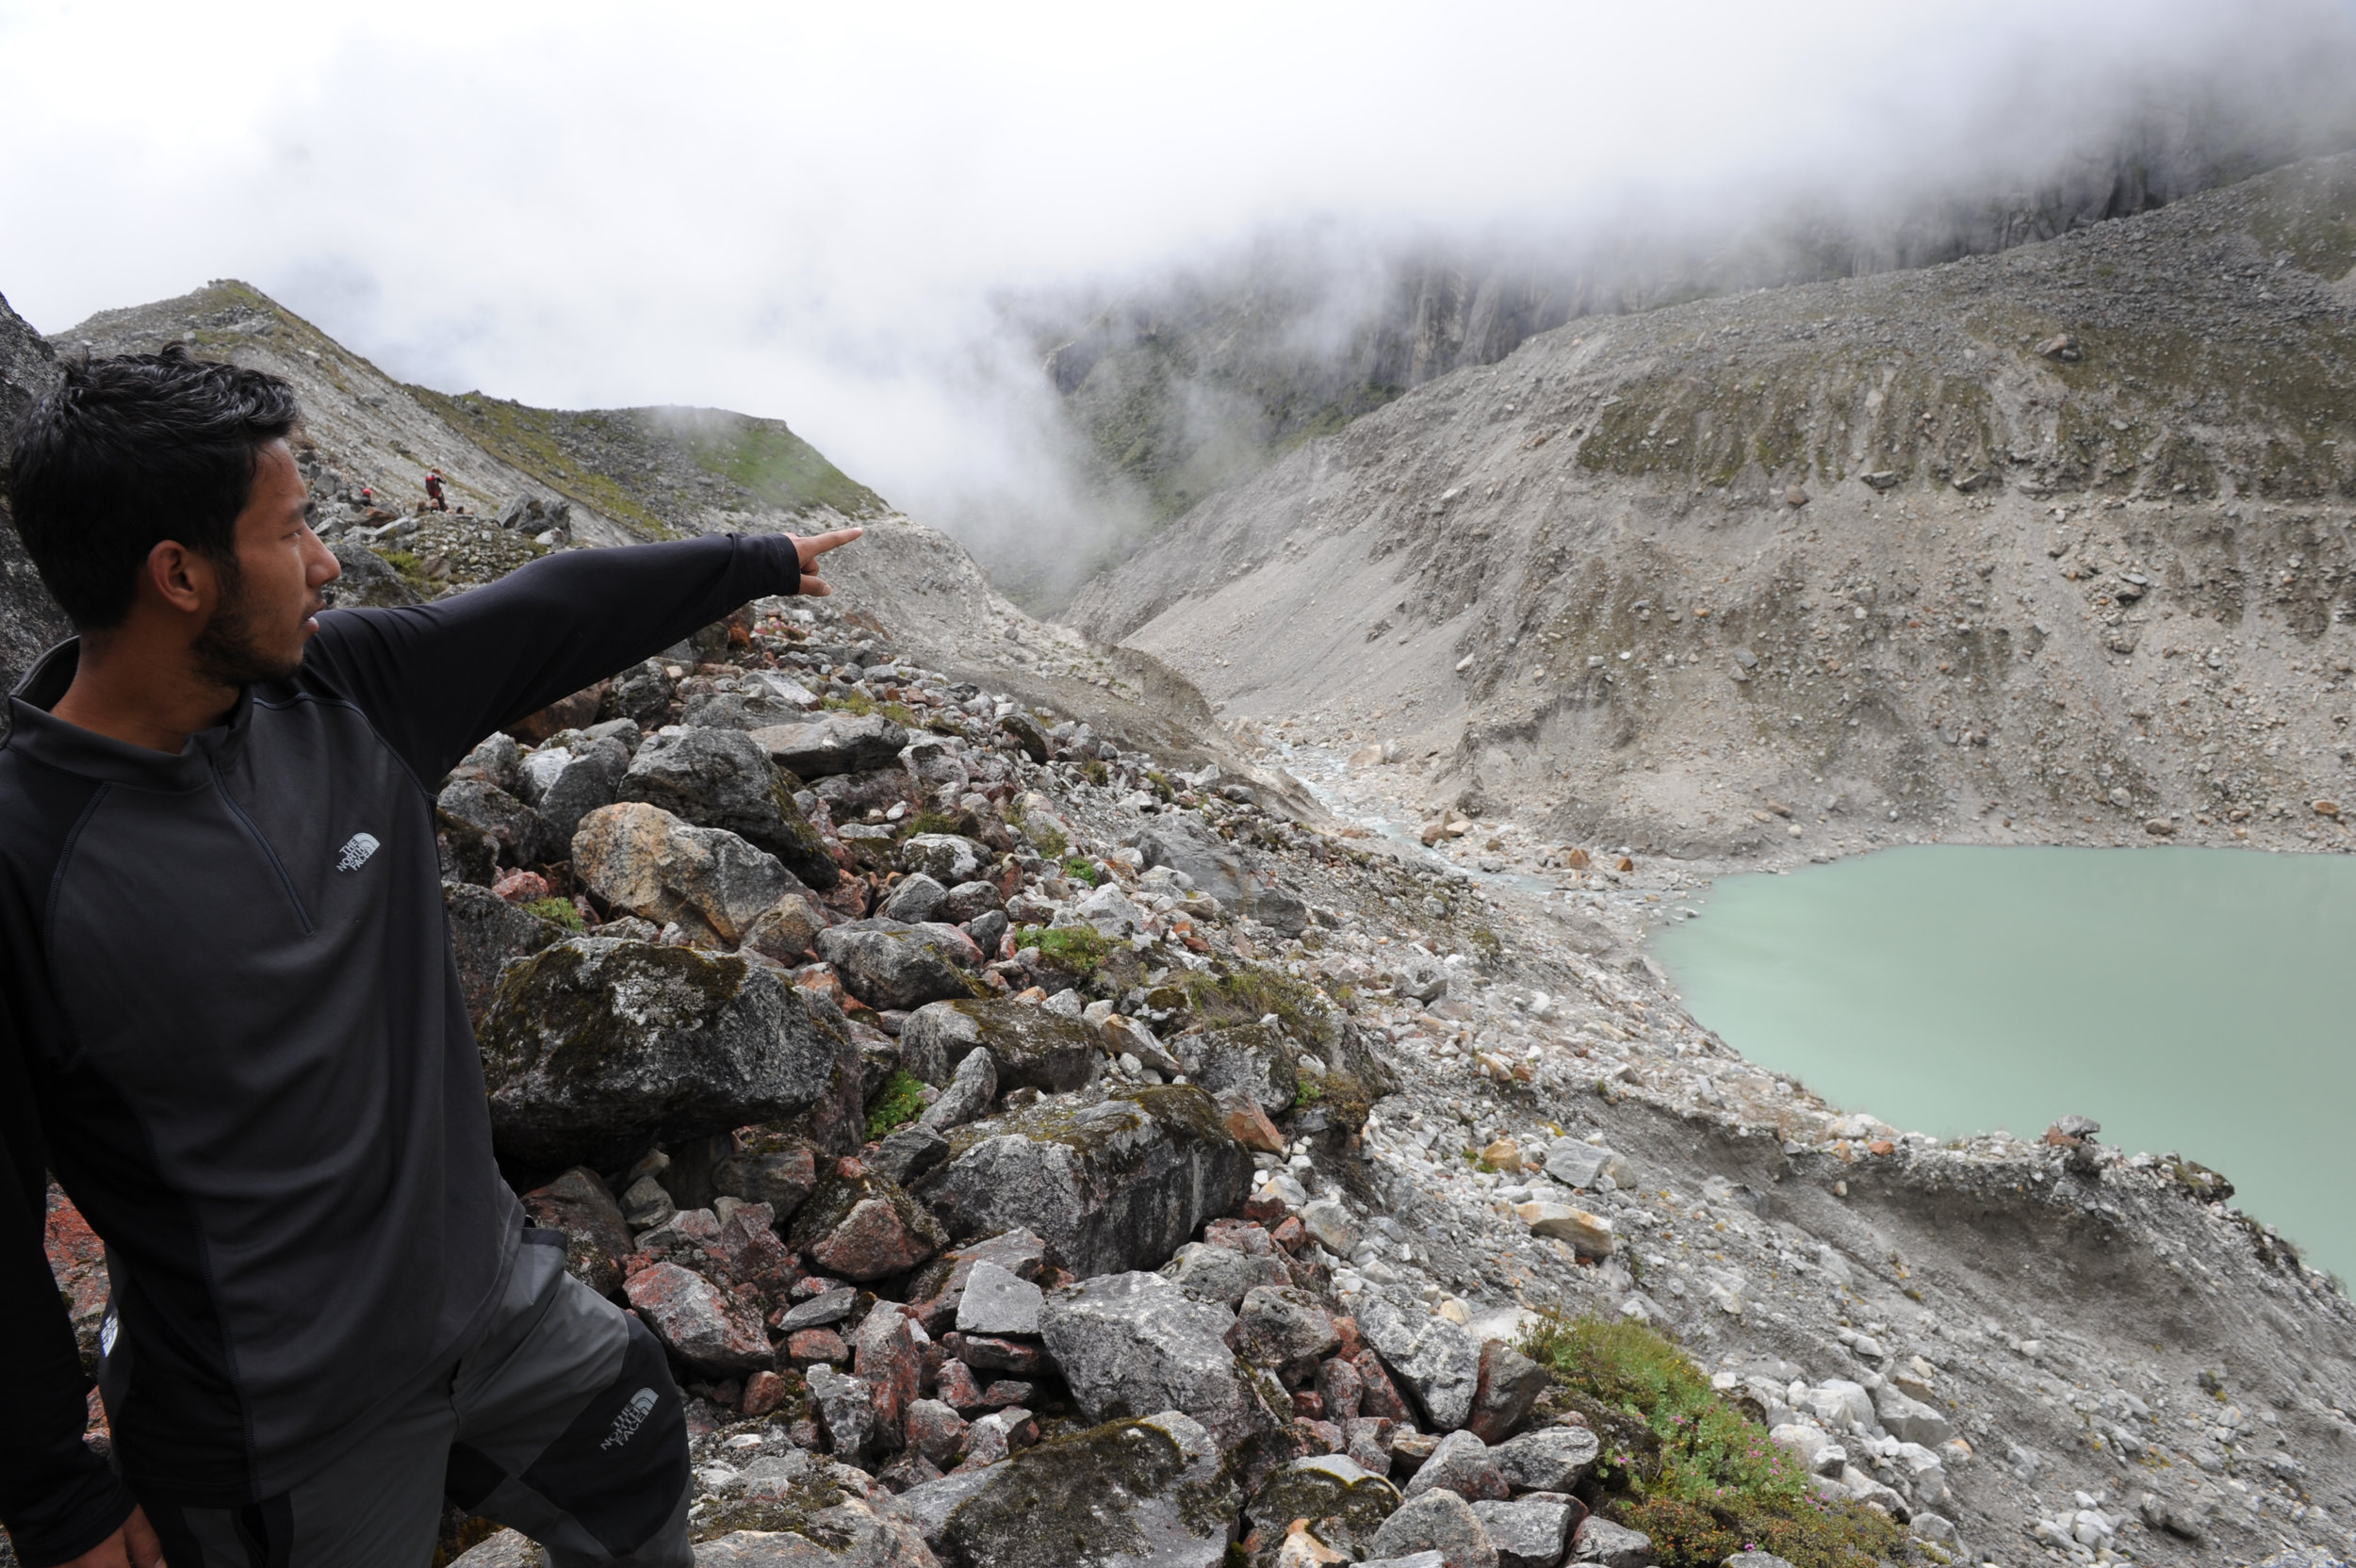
top-left (1651, 845), bottom-right (2356, 1279)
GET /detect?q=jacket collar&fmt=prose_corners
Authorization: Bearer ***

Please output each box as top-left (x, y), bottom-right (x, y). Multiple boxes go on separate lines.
top-left (6, 638), bottom-right (252, 792)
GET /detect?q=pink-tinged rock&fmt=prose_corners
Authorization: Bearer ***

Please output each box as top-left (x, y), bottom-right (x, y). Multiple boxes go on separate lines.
top-left (789, 1328), bottom-right (850, 1364)
top-left (1466, 1339), bottom-right (1549, 1445)
top-left (957, 1408), bottom-right (1038, 1470)
top-left (947, 1332), bottom-right (1050, 1378)
top-left (741, 1369), bottom-right (789, 1418)
top-left (1317, 1354), bottom-right (1365, 1423)
top-left (1295, 1418), bottom-right (1345, 1454)
top-left (981, 1380), bottom-right (1034, 1410)
top-left (876, 1451), bottom-right (942, 1494)
top-left (906, 1397), bottom-right (969, 1468)
top-left (786, 1168), bottom-right (949, 1282)
top-left (1203, 1217), bottom-right (1277, 1255)
top-left (519, 1167), bottom-right (634, 1297)
top-left (936, 1358), bottom-right (987, 1413)
top-left (1269, 1216), bottom-right (1308, 1253)
top-left (705, 1202), bottom-right (797, 1294)
top-left (1346, 1416), bottom-right (1396, 1477)
top-left (1292, 1389), bottom-right (1326, 1420)
top-left (1352, 1348), bottom-right (1413, 1423)
top-left (492, 867), bottom-right (553, 904)
top-left (624, 1263), bottom-right (771, 1376)
top-left (854, 1304), bottom-right (924, 1434)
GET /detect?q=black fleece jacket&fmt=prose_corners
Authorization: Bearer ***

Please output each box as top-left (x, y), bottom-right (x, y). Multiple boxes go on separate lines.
top-left (0, 533), bottom-right (799, 1565)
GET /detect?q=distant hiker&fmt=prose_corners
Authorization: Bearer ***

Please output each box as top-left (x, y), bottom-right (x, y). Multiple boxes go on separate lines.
top-left (0, 346), bottom-right (861, 1568)
top-left (424, 468), bottom-right (447, 510)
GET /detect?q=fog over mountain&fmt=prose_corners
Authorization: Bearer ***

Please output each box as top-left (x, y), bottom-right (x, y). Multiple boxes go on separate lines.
top-left (3, 2), bottom-right (2354, 606)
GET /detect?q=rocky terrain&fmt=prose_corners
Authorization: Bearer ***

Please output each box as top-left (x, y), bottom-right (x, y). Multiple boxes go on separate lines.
top-left (1071, 154), bottom-right (2356, 870)
top-left (36, 569), bottom-right (2349, 1568)
top-left (1009, 113), bottom-right (2356, 612)
top-left (8, 186), bottom-right (2356, 1567)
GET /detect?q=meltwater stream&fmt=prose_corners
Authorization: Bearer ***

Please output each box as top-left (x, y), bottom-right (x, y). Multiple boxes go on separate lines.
top-left (1652, 845), bottom-right (2356, 1279)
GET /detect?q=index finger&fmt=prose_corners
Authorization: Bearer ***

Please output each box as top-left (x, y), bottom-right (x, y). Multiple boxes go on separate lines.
top-left (798, 527), bottom-right (864, 560)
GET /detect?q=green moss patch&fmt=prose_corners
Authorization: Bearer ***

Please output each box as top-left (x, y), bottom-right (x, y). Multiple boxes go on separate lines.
top-left (525, 896), bottom-right (584, 932)
top-left (1518, 1313), bottom-right (1910, 1568)
top-left (865, 1069), bottom-right (930, 1140)
top-left (1016, 923), bottom-right (1115, 978)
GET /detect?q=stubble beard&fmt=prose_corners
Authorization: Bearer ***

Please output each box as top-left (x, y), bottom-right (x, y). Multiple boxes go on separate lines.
top-left (189, 557), bottom-right (305, 689)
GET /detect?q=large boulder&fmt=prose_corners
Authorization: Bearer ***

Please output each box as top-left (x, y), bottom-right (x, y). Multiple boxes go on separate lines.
top-left (918, 1087), bottom-right (1252, 1280)
top-left (1038, 1272), bottom-right (1282, 1451)
top-left (516, 735), bottom-right (631, 843)
top-left (923, 1411), bottom-right (1238, 1568)
top-left (1121, 815), bottom-right (1251, 906)
top-left (618, 725), bottom-right (838, 890)
top-left (1357, 1298), bottom-right (1483, 1432)
top-left (817, 921), bottom-right (985, 1012)
top-left (478, 938), bottom-right (863, 1176)
top-left (786, 1167), bottom-right (950, 1282)
top-left (0, 292), bottom-right (70, 702)
top-left (898, 999), bottom-right (1101, 1094)
top-left (751, 712), bottom-right (909, 778)
top-left (572, 801), bottom-right (796, 945)
top-left (443, 882), bottom-right (568, 1028)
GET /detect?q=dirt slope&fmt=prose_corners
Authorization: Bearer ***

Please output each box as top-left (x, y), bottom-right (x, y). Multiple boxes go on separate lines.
top-left (1070, 155), bottom-right (2356, 864)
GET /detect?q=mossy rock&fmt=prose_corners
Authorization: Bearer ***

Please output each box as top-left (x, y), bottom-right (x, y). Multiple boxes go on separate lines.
top-left (1242, 1457), bottom-right (1400, 1563)
top-left (479, 937), bottom-right (864, 1180)
top-left (938, 1412), bottom-right (1238, 1568)
top-left (922, 1087), bottom-right (1252, 1279)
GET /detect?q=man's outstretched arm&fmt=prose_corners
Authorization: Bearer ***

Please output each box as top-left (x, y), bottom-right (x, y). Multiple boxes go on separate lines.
top-left (0, 1008), bottom-right (141, 1568)
top-left (304, 529), bottom-right (857, 785)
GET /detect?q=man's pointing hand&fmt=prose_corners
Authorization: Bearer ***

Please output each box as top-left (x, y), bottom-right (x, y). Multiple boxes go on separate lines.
top-left (794, 528), bottom-right (863, 597)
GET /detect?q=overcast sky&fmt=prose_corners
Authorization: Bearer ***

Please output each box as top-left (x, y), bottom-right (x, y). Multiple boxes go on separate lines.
top-left (4, 0), bottom-right (2353, 536)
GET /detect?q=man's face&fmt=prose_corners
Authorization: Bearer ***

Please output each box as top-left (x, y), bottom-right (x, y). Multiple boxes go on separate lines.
top-left (189, 439), bottom-right (341, 687)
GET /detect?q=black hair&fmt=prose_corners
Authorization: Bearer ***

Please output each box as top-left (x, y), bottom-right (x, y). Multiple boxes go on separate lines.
top-left (6, 346), bottom-right (302, 629)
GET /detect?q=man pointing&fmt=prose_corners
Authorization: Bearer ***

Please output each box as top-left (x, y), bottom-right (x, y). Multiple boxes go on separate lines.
top-left (0, 348), bottom-right (860, 1567)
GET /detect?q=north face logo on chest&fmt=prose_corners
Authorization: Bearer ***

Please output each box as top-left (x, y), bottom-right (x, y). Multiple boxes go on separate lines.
top-left (335, 832), bottom-right (382, 872)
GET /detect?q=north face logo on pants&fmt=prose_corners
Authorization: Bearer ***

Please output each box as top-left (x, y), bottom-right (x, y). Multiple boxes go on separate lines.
top-left (335, 832), bottom-right (381, 871)
top-left (600, 1387), bottom-right (659, 1451)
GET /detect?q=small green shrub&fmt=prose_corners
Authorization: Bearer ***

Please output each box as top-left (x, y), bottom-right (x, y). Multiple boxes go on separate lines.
top-left (1063, 857), bottom-right (1101, 887)
top-left (1517, 1312), bottom-right (1910, 1568)
top-left (525, 896), bottom-right (583, 932)
top-left (899, 809), bottom-right (959, 840)
top-left (1028, 821), bottom-right (1070, 859)
top-left (1015, 924), bottom-right (1114, 976)
top-left (1081, 759), bottom-right (1110, 787)
top-left (864, 1070), bottom-right (929, 1140)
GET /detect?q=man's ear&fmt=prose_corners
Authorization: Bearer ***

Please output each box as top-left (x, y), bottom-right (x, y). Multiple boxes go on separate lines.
top-left (145, 540), bottom-right (218, 618)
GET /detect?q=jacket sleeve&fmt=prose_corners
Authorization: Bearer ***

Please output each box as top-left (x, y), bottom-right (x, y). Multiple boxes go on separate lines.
top-left (303, 532), bottom-right (801, 784)
top-left (0, 1004), bottom-right (135, 1567)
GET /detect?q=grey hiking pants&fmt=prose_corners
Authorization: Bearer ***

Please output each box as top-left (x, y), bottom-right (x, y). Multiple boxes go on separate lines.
top-left (132, 1233), bottom-right (693, 1568)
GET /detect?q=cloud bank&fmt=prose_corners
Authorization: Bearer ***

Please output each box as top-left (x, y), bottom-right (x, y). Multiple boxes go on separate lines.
top-left (4, 0), bottom-right (2352, 582)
